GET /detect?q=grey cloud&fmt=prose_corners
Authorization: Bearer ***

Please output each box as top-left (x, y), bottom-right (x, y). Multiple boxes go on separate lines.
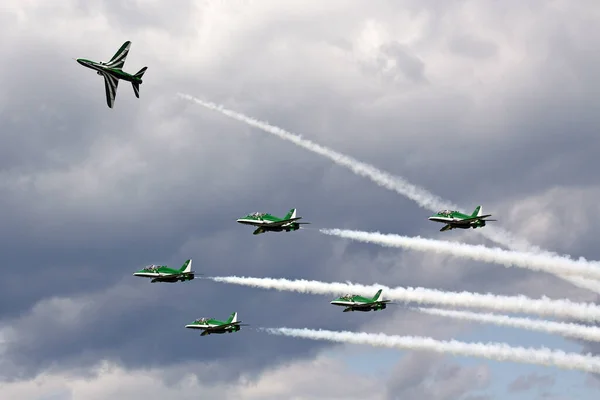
top-left (508, 373), bottom-right (555, 393)
top-left (448, 35), bottom-right (497, 59)
top-left (385, 353), bottom-right (490, 400)
top-left (380, 42), bottom-right (427, 83)
top-left (1, 0), bottom-right (600, 397)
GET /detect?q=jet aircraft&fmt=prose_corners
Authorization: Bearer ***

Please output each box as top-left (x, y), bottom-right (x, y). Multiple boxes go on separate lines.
top-left (330, 289), bottom-right (391, 312)
top-left (133, 259), bottom-right (195, 283)
top-left (76, 41), bottom-right (147, 108)
top-left (236, 208), bottom-right (309, 235)
top-left (428, 206), bottom-right (496, 232)
top-left (185, 312), bottom-right (248, 336)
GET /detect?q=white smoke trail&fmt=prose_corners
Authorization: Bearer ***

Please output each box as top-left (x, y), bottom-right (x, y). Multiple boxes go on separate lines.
top-left (263, 327), bottom-right (600, 374)
top-left (417, 308), bottom-right (600, 343)
top-left (177, 93), bottom-right (534, 251)
top-left (177, 93), bottom-right (600, 293)
top-left (320, 229), bottom-right (600, 281)
top-left (206, 276), bottom-right (600, 323)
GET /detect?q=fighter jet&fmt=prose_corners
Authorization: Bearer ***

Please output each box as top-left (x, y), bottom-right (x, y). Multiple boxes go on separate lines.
top-left (133, 259), bottom-right (195, 283)
top-left (185, 312), bottom-right (248, 336)
top-left (330, 289), bottom-right (392, 312)
top-left (236, 208), bottom-right (310, 235)
top-left (428, 205), bottom-right (497, 232)
top-left (76, 40), bottom-right (147, 108)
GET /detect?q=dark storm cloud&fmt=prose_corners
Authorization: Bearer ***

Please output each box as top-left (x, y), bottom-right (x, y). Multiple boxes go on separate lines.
top-left (2, 2), bottom-right (600, 397)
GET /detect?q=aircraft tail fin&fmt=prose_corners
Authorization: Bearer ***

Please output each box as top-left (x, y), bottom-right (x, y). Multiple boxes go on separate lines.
top-left (226, 312), bottom-right (238, 324)
top-left (284, 208), bottom-right (297, 220)
top-left (179, 259), bottom-right (192, 273)
top-left (131, 67), bottom-right (147, 98)
top-left (134, 66), bottom-right (147, 80)
top-left (471, 206), bottom-right (482, 217)
top-left (372, 289), bottom-right (383, 301)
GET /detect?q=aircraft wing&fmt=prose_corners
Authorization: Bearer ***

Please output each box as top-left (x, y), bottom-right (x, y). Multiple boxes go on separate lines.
top-left (105, 41), bottom-right (131, 69)
top-left (253, 227), bottom-right (266, 235)
top-left (457, 214), bottom-right (494, 223)
top-left (199, 321), bottom-right (248, 335)
top-left (100, 71), bottom-right (119, 108)
top-left (254, 217), bottom-right (302, 227)
top-left (440, 224), bottom-right (453, 232)
top-left (219, 321), bottom-right (249, 328)
top-left (358, 300), bottom-right (393, 306)
top-left (171, 271), bottom-right (197, 278)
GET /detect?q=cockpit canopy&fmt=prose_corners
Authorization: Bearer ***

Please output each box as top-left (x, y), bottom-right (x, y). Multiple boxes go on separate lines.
top-left (194, 318), bottom-right (210, 323)
top-left (340, 294), bottom-right (354, 300)
top-left (249, 212), bottom-right (267, 217)
top-left (143, 265), bottom-right (159, 271)
top-left (436, 210), bottom-right (453, 216)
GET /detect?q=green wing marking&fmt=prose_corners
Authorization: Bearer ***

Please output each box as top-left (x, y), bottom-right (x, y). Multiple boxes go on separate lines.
top-left (101, 71), bottom-right (119, 108)
top-left (105, 41), bottom-right (131, 69)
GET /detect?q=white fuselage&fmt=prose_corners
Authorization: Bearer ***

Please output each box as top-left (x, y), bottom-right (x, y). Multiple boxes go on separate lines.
top-left (330, 300), bottom-right (362, 307)
top-left (185, 323), bottom-right (215, 329)
top-left (133, 271), bottom-right (167, 278)
top-left (428, 216), bottom-right (460, 223)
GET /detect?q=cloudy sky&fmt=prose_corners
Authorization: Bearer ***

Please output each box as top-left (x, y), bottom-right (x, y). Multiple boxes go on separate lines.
top-left (1, 0), bottom-right (600, 398)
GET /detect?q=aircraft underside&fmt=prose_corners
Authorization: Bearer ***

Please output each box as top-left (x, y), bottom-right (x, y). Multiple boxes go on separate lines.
top-left (151, 275), bottom-right (194, 283)
top-left (448, 221), bottom-right (486, 230)
top-left (343, 304), bottom-right (386, 312)
top-left (202, 327), bottom-right (239, 335)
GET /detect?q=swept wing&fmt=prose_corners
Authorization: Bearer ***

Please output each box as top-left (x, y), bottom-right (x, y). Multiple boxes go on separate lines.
top-left (104, 41), bottom-right (131, 69)
top-left (100, 71), bottom-right (119, 108)
top-left (253, 217), bottom-right (302, 227)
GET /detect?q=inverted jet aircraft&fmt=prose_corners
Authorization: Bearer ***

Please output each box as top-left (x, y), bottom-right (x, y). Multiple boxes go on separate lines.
top-left (185, 312), bottom-right (248, 336)
top-left (133, 259), bottom-right (195, 283)
top-left (236, 208), bottom-right (310, 235)
top-left (330, 289), bottom-right (392, 312)
top-left (428, 206), bottom-right (496, 232)
top-left (76, 41), bottom-right (147, 108)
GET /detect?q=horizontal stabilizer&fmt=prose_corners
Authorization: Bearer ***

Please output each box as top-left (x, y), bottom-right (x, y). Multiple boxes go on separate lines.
top-left (132, 82), bottom-right (140, 98)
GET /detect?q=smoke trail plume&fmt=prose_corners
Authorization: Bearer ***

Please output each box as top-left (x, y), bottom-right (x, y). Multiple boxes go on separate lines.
top-left (263, 327), bottom-right (600, 373)
top-left (206, 276), bottom-right (600, 322)
top-left (177, 93), bottom-right (600, 293)
top-left (417, 308), bottom-right (600, 343)
top-left (177, 93), bottom-right (536, 252)
top-left (320, 229), bottom-right (600, 280)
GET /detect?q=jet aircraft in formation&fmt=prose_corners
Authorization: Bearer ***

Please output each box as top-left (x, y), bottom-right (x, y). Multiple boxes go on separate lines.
top-left (76, 40), bottom-right (147, 108)
top-left (428, 205), bottom-right (496, 232)
top-left (185, 312), bottom-right (248, 336)
top-left (133, 259), bottom-right (196, 283)
top-left (330, 289), bottom-right (392, 312)
top-left (89, 40), bottom-right (498, 334)
top-left (236, 208), bottom-right (310, 235)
